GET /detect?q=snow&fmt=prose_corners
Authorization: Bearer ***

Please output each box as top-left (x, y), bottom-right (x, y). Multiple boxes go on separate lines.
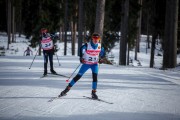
top-left (0, 34), bottom-right (180, 120)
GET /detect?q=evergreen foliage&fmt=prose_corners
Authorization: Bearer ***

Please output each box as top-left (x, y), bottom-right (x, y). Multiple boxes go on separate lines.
top-left (102, 32), bottom-right (119, 53)
top-left (0, 0), bottom-right (179, 59)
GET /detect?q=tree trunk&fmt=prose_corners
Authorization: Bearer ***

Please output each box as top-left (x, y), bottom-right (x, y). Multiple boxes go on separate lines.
top-left (150, 33), bottom-right (157, 68)
top-left (127, 43), bottom-right (129, 65)
top-left (18, 0), bottom-right (22, 37)
top-left (149, 0), bottom-right (157, 68)
top-left (78, 0), bottom-right (84, 56)
top-left (163, 0), bottom-right (178, 68)
top-left (119, 0), bottom-right (129, 65)
top-left (7, 0), bottom-right (12, 50)
top-left (12, 1), bottom-right (15, 43)
top-left (64, 0), bottom-right (68, 55)
top-left (71, 21), bottom-right (77, 56)
top-left (135, 0), bottom-right (142, 60)
top-left (38, 1), bottom-right (42, 56)
top-left (146, 13), bottom-right (150, 54)
top-left (72, 0), bottom-right (78, 56)
top-left (94, 0), bottom-right (106, 41)
top-left (59, 26), bottom-right (62, 42)
top-left (146, 13), bottom-right (150, 49)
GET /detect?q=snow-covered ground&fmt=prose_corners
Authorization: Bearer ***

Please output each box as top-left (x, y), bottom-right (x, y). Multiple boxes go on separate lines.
top-left (0, 34), bottom-right (180, 120)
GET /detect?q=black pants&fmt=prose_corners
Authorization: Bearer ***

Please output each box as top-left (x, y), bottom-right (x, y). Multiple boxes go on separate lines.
top-left (43, 50), bottom-right (54, 72)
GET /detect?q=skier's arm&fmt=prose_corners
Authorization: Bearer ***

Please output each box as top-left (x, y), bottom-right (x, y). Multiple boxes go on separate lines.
top-left (50, 34), bottom-right (55, 40)
top-left (39, 36), bottom-right (42, 49)
top-left (30, 49), bottom-right (33, 55)
top-left (99, 47), bottom-right (105, 64)
top-left (79, 43), bottom-right (87, 63)
top-left (24, 50), bottom-right (27, 56)
top-left (79, 43), bottom-right (87, 58)
top-left (100, 47), bottom-right (105, 58)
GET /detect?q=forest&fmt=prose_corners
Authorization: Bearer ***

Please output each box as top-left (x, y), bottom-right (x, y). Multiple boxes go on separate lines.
top-left (0, 0), bottom-right (179, 68)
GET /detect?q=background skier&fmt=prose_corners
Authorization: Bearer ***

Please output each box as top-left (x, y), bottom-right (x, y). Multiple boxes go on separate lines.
top-left (24, 47), bottom-right (33, 56)
top-left (40, 28), bottom-right (57, 76)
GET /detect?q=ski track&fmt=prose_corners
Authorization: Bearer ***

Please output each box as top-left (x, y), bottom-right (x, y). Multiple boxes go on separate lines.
top-left (0, 56), bottom-right (180, 120)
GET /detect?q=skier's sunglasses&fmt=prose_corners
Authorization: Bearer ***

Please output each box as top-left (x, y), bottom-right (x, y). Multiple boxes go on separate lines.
top-left (41, 29), bottom-right (47, 33)
top-left (92, 36), bottom-right (100, 40)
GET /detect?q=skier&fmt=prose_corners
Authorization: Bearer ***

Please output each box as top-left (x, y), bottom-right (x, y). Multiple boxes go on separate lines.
top-left (24, 47), bottom-right (33, 56)
top-left (59, 33), bottom-right (105, 99)
top-left (40, 28), bottom-right (57, 76)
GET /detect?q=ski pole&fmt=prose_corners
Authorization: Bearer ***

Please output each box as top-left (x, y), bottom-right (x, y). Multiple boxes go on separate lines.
top-left (66, 63), bottom-right (81, 82)
top-left (55, 52), bottom-right (61, 66)
top-left (29, 48), bottom-right (39, 69)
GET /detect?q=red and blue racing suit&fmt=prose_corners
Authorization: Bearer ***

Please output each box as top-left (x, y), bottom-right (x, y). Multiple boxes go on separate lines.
top-left (68, 41), bottom-right (105, 90)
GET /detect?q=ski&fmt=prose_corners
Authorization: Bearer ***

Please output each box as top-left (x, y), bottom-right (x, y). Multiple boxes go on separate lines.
top-left (40, 73), bottom-right (68, 78)
top-left (47, 73), bottom-right (68, 78)
top-left (40, 75), bottom-right (48, 78)
top-left (83, 96), bottom-right (113, 104)
top-left (48, 96), bottom-right (61, 102)
top-left (48, 94), bottom-right (66, 102)
top-left (48, 95), bottom-right (113, 104)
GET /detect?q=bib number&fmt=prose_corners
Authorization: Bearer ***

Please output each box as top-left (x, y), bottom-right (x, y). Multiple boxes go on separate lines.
top-left (41, 39), bottom-right (53, 50)
top-left (45, 43), bottom-right (52, 47)
top-left (88, 57), bottom-right (97, 62)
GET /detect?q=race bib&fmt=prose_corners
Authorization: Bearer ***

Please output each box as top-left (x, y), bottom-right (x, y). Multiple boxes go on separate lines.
top-left (83, 43), bottom-right (101, 64)
top-left (41, 37), bottom-right (53, 50)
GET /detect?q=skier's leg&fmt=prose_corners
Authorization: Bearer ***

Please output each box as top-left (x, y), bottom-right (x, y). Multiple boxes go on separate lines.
top-left (59, 64), bottom-right (90, 97)
top-left (49, 52), bottom-right (53, 69)
top-left (91, 64), bottom-right (98, 89)
top-left (43, 52), bottom-right (48, 75)
top-left (92, 73), bottom-right (98, 90)
top-left (49, 52), bottom-right (56, 74)
top-left (68, 64), bottom-right (90, 87)
top-left (91, 64), bottom-right (99, 99)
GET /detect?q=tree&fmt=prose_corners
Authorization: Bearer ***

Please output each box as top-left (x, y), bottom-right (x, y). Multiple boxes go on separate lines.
top-left (163, 0), bottom-right (179, 68)
top-left (94, 0), bottom-right (106, 39)
top-left (64, 0), bottom-right (68, 55)
top-left (128, 0), bottom-right (141, 64)
top-left (146, 0), bottom-right (166, 68)
top-left (119, 0), bottom-right (129, 65)
top-left (149, 0), bottom-right (157, 68)
top-left (134, 0), bottom-right (142, 60)
top-left (15, 0), bottom-right (23, 37)
top-left (84, 0), bottom-right (96, 35)
top-left (7, 0), bottom-right (12, 50)
top-left (150, 32), bottom-right (157, 67)
top-left (71, 0), bottom-right (78, 56)
top-left (0, 0), bottom-right (7, 32)
top-left (77, 0), bottom-right (84, 56)
top-left (11, 0), bottom-right (15, 43)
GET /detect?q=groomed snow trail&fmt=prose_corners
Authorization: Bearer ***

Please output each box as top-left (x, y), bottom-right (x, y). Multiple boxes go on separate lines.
top-left (0, 56), bottom-right (180, 120)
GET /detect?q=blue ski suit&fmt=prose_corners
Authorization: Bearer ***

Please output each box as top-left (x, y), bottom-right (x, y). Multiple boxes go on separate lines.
top-left (68, 40), bottom-right (105, 90)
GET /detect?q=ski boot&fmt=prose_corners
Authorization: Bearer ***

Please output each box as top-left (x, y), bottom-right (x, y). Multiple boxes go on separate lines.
top-left (50, 69), bottom-right (57, 74)
top-left (43, 70), bottom-right (47, 76)
top-left (59, 86), bottom-right (71, 97)
top-left (91, 90), bottom-right (98, 99)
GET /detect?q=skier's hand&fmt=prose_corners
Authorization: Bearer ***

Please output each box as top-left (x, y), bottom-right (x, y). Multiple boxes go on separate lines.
top-left (80, 57), bottom-right (85, 63)
top-left (99, 58), bottom-right (105, 64)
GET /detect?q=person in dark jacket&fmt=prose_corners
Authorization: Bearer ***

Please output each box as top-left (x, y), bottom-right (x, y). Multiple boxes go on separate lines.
top-left (40, 28), bottom-right (57, 76)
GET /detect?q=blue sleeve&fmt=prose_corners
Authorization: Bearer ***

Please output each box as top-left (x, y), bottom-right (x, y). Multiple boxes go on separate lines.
top-left (79, 43), bottom-right (87, 58)
top-left (100, 47), bottom-right (105, 58)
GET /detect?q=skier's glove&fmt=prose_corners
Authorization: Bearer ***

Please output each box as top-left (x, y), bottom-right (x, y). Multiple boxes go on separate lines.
top-left (99, 58), bottom-right (105, 64)
top-left (80, 57), bottom-right (85, 63)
